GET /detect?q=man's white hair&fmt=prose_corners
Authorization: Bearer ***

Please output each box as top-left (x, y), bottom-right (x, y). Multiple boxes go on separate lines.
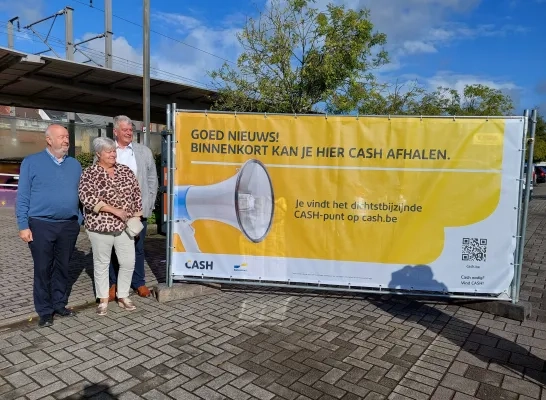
top-left (113, 115), bottom-right (132, 130)
top-left (44, 124), bottom-right (67, 137)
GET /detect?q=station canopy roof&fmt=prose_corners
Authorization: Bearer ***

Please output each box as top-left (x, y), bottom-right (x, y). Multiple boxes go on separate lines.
top-left (0, 46), bottom-right (216, 125)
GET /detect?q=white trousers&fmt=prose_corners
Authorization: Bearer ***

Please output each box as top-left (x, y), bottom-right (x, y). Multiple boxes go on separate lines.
top-left (87, 230), bottom-right (135, 299)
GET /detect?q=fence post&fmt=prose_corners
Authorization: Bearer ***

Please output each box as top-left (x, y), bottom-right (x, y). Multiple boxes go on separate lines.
top-left (106, 122), bottom-right (114, 139)
top-left (68, 118), bottom-right (75, 158)
top-left (165, 104), bottom-right (174, 287)
top-left (515, 109), bottom-right (538, 302)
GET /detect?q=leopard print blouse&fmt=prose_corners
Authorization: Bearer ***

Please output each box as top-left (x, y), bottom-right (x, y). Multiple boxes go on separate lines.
top-left (79, 163), bottom-right (143, 233)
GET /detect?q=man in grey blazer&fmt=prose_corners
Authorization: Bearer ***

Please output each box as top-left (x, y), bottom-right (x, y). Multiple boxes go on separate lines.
top-left (108, 115), bottom-right (158, 300)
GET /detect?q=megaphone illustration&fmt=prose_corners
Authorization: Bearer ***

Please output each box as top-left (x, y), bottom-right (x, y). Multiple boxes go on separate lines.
top-left (173, 159), bottom-right (275, 253)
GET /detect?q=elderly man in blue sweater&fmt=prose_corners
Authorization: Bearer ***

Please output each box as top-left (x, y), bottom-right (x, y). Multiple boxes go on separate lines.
top-left (16, 124), bottom-right (82, 328)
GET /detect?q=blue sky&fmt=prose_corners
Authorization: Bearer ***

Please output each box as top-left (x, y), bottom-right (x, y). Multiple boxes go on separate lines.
top-left (0, 0), bottom-right (544, 114)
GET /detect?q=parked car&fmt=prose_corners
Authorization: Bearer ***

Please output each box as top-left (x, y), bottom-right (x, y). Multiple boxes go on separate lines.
top-left (535, 165), bottom-right (546, 184)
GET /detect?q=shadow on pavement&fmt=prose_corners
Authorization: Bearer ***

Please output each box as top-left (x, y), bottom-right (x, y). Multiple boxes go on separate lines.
top-left (66, 247), bottom-right (95, 299)
top-left (65, 383), bottom-right (118, 399)
top-left (143, 235), bottom-right (166, 284)
top-left (222, 264), bottom-right (546, 390)
top-left (369, 296), bottom-right (546, 388)
top-left (378, 265), bottom-right (545, 387)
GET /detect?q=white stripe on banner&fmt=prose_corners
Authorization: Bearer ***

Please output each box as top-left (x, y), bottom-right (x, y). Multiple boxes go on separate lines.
top-left (190, 161), bottom-right (501, 174)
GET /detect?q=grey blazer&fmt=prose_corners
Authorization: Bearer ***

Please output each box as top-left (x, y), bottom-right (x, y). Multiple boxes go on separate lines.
top-left (132, 143), bottom-right (158, 219)
top-left (93, 143), bottom-right (158, 218)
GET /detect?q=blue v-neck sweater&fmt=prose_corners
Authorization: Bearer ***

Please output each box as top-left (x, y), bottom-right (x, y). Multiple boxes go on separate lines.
top-left (15, 150), bottom-right (82, 230)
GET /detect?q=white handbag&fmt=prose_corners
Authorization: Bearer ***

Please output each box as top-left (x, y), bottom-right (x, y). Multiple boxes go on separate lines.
top-left (125, 216), bottom-right (144, 238)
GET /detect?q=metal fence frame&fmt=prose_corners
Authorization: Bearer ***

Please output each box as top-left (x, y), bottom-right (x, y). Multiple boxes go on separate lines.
top-left (162, 104), bottom-right (536, 303)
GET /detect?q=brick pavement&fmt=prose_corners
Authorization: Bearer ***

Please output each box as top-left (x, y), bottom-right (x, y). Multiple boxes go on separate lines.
top-left (0, 186), bottom-right (546, 399)
top-left (0, 287), bottom-right (545, 399)
top-left (520, 184), bottom-right (546, 322)
top-left (0, 208), bottom-right (166, 327)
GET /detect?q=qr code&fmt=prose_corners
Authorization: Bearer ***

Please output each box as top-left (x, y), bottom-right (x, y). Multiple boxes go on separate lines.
top-left (462, 238), bottom-right (487, 262)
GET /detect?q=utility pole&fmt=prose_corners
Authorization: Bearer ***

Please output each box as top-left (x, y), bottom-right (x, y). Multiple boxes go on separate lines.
top-left (23, 7), bottom-right (103, 65)
top-left (104, 0), bottom-right (113, 68)
top-left (64, 7), bottom-right (74, 60)
top-left (7, 17), bottom-right (18, 49)
top-left (143, 0), bottom-right (151, 146)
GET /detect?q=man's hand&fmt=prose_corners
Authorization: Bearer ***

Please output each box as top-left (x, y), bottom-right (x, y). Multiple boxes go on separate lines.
top-left (19, 229), bottom-right (33, 243)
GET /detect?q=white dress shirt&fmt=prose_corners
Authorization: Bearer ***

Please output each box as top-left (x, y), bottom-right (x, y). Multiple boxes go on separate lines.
top-left (116, 141), bottom-right (138, 175)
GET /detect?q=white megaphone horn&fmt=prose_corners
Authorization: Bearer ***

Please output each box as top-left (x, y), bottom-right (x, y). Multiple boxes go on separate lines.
top-left (173, 159), bottom-right (275, 253)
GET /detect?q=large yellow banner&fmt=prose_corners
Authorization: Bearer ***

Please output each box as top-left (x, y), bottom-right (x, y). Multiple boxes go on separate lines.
top-left (173, 113), bottom-right (506, 266)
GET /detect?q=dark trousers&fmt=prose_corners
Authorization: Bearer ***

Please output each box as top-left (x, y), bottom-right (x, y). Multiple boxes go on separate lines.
top-left (109, 219), bottom-right (147, 289)
top-left (28, 218), bottom-right (80, 317)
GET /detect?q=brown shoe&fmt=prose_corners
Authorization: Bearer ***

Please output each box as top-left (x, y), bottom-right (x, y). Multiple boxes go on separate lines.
top-left (108, 284), bottom-right (117, 302)
top-left (135, 285), bottom-right (151, 297)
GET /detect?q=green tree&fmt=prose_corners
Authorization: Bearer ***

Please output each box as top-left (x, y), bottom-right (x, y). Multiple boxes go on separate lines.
top-left (208, 0), bottom-right (388, 113)
top-left (532, 114), bottom-right (546, 162)
top-left (457, 84), bottom-right (514, 116)
top-left (329, 80), bottom-right (515, 116)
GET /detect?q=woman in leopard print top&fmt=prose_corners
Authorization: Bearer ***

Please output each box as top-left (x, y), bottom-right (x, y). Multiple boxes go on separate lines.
top-left (79, 137), bottom-right (143, 316)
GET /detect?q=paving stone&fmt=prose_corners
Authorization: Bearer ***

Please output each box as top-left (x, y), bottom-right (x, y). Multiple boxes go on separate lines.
top-left (142, 389), bottom-right (175, 400)
top-left (430, 386), bottom-right (455, 400)
top-left (26, 380), bottom-right (67, 400)
top-left (4, 372), bottom-right (33, 388)
top-left (508, 352), bottom-right (545, 370)
top-left (168, 387), bottom-right (201, 400)
top-left (501, 376), bottom-right (541, 398)
top-left (267, 382), bottom-right (299, 400)
top-left (453, 393), bottom-right (478, 400)
top-left (448, 361), bottom-right (469, 376)
top-left (475, 383), bottom-right (518, 400)
top-left (464, 365), bottom-right (503, 387)
top-left (320, 368), bottom-right (346, 385)
top-left (440, 373), bottom-right (479, 396)
top-left (29, 369), bottom-right (58, 386)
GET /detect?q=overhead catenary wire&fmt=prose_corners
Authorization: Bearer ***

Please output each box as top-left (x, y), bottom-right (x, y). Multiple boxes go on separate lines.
top-left (70, 0), bottom-right (237, 65)
top-left (0, 23), bottom-right (213, 89)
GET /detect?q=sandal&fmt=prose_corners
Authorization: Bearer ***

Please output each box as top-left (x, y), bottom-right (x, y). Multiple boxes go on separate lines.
top-left (118, 297), bottom-right (136, 311)
top-left (96, 303), bottom-right (108, 316)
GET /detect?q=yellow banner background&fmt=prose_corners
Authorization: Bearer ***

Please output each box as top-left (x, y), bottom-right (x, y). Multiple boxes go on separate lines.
top-left (174, 113), bottom-right (505, 265)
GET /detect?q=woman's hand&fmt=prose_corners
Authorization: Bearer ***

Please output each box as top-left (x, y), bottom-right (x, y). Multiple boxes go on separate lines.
top-left (113, 208), bottom-right (128, 222)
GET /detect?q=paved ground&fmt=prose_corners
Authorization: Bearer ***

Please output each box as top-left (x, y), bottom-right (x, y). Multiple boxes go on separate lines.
top-left (0, 186), bottom-right (546, 399)
top-left (0, 208), bottom-right (165, 327)
top-left (520, 188), bottom-right (546, 322)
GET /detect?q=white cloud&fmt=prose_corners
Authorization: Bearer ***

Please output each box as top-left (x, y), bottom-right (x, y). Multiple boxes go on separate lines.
top-left (73, 12), bottom-right (243, 89)
top-left (401, 41), bottom-right (437, 55)
top-left (152, 12), bottom-right (201, 32)
top-left (425, 71), bottom-right (519, 93)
